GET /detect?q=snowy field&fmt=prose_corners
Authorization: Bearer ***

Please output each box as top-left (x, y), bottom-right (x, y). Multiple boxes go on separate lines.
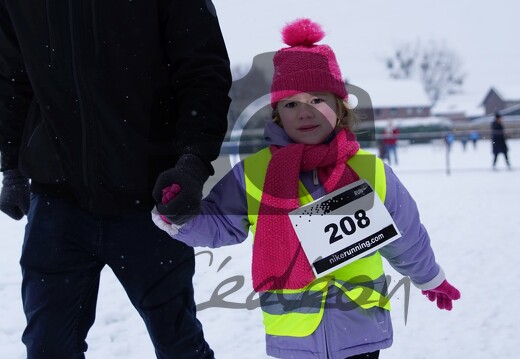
top-left (1, 138), bottom-right (518, 359)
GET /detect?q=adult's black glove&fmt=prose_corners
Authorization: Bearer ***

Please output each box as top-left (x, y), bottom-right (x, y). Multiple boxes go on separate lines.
top-left (0, 169), bottom-right (30, 220)
top-left (152, 154), bottom-right (210, 225)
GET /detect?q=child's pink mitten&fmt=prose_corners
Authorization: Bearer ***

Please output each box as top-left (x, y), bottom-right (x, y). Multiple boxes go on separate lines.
top-left (422, 279), bottom-right (461, 311)
top-left (159, 184), bottom-right (181, 224)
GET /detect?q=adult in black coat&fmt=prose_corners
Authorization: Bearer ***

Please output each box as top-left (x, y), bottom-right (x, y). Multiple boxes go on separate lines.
top-left (491, 112), bottom-right (511, 169)
top-left (0, 1), bottom-right (231, 358)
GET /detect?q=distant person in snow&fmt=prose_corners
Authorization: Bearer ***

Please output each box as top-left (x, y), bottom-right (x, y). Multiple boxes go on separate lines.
top-left (460, 134), bottom-right (468, 151)
top-left (383, 121), bottom-right (399, 165)
top-left (0, 1), bottom-right (231, 358)
top-left (153, 18), bottom-right (461, 359)
top-left (445, 132), bottom-right (455, 152)
top-left (491, 112), bottom-right (511, 170)
top-left (469, 130), bottom-right (480, 149)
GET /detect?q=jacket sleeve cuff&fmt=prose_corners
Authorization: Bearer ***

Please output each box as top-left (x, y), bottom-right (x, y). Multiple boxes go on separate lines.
top-left (0, 151), bottom-right (19, 173)
top-left (412, 266), bottom-right (445, 290)
top-left (151, 207), bottom-right (184, 238)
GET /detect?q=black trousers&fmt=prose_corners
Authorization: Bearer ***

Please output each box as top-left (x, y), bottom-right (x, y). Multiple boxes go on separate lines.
top-left (20, 193), bottom-right (213, 359)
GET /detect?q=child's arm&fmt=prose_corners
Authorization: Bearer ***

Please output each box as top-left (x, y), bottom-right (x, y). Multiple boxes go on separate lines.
top-left (378, 165), bottom-right (446, 290)
top-left (378, 165), bottom-right (460, 310)
top-left (153, 162), bottom-right (250, 248)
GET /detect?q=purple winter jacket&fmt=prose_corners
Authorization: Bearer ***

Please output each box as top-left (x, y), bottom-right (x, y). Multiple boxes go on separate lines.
top-left (174, 122), bottom-right (445, 359)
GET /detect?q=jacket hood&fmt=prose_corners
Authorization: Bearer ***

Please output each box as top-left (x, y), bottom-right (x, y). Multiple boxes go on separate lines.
top-left (264, 121), bottom-right (294, 147)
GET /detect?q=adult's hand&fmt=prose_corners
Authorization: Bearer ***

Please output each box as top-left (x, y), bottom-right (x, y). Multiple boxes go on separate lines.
top-left (152, 154), bottom-right (210, 225)
top-left (0, 169), bottom-right (30, 220)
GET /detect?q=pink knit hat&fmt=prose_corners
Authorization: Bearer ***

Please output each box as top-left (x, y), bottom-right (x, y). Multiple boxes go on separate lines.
top-left (270, 18), bottom-right (348, 108)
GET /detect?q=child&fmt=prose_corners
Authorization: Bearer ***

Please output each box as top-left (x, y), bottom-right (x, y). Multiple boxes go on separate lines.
top-left (153, 18), bottom-right (460, 359)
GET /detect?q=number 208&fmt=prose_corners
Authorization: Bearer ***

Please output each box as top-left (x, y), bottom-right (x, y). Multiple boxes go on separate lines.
top-left (324, 210), bottom-right (370, 244)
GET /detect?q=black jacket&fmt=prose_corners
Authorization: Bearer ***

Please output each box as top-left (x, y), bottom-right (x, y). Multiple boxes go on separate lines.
top-left (491, 120), bottom-right (508, 155)
top-left (0, 0), bottom-right (232, 214)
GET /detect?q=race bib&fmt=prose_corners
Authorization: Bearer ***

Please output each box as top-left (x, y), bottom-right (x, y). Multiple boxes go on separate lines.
top-left (289, 179), bottom-right (401, 277)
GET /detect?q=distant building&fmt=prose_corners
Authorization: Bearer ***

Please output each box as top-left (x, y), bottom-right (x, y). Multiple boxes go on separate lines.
top-left (431, 92), bottom-right (484, 122)
top-left (355, 80), bottom-right (431, 121)
top-left (501, 103), bottom-right (520, 116)
top-left (481, 86), bottom-right (520, 115)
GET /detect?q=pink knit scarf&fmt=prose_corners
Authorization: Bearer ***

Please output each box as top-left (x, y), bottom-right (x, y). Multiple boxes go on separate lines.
top-left (252, 129), bottom-right (360, 292)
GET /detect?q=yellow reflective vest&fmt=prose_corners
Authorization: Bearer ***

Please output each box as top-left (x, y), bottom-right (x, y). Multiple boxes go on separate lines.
top-left (243, 147), bottom-right (391, 337)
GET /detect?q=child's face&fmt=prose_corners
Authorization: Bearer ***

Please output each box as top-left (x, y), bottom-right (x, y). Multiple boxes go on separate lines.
top-left (276, 92), bottom-right (338, 144)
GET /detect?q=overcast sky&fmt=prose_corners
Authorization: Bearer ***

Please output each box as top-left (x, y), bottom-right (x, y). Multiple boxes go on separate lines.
top-left (213, 0), bottom-right (520, 99)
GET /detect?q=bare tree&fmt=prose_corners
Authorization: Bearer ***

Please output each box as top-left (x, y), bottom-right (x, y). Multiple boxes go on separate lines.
top-left (386, 41), bottom-right (420, 80)
top-left (385, 40), bottom-right (465, 105)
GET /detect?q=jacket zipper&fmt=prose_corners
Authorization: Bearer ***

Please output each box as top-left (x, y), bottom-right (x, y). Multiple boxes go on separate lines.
top-left (45, 0), bottom-right (57, 67)
top-left (68, 1), bottom-right (90, 190)
top-left (323, 293), bottom-right (330, 359)
top-left (91, 0), bottom-right (102, 67)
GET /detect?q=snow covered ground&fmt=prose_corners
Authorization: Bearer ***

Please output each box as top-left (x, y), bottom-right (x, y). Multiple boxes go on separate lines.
top-left (1, 138), bottom-right (518, 359)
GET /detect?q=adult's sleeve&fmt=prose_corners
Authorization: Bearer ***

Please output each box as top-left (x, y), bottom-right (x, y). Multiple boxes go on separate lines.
top-left (0, 1), bottom-right (33, 172)
top-left (161, 0), bottom-right (232, 172)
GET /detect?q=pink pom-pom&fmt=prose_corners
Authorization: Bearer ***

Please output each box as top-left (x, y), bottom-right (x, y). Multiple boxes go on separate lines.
top-left (282, 18), bottom-right (325, 47)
